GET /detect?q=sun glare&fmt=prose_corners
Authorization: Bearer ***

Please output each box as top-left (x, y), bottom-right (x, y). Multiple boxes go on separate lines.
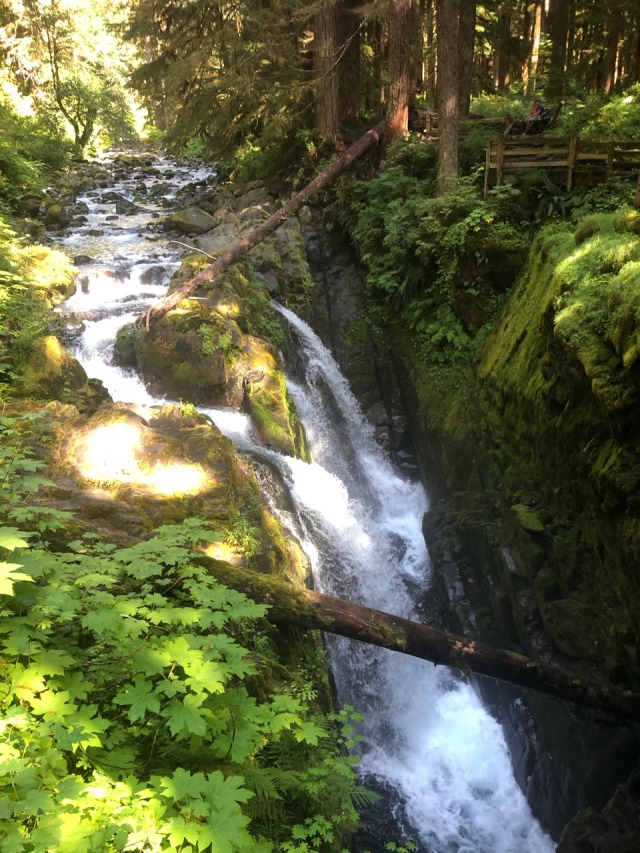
top-left (73, 420), bottom-right (209, 495)
top-left (205, 541), bottom-right (245, 565)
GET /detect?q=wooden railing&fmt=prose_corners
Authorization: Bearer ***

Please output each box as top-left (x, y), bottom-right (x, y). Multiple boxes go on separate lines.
top-left (483, 136), bottom-right (640, 197)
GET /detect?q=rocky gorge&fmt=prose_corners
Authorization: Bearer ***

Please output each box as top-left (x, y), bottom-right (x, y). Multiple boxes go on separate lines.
top-left (8, 148), bottom-right (640, 850)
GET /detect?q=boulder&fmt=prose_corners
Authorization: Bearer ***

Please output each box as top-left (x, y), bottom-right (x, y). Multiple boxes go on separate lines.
top-left (11, 335), bottom-right (111, 413)
top-left (14, 400), bottom-right (306, 580)
top-left (164, 207), bottom-right (215, 235)
top-left (44, 203), bottom-right (73, 230)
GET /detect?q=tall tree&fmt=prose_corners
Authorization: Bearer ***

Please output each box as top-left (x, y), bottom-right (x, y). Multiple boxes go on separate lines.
top-left (492, 2), bottom-right (512, 93)
top-left (336, 0), bottom-right (362, 124)
top-left (385, 0), bottom-right (415, 142)
top-left (601, 0), bottom-right (624, 97)
top-left (423, 0), bottom-right (437, 104)
top-left (1, 0), bottom-right (134, 151)
top-left (547, 0), bottom-right (570, 98)
top-left (436, 0), bottom-right (459, 194)
top-left (525, 0), bottom-right (544, 95)
top-left (457, 0), bottom-right (476, 117)
top-left (314, 0), bottom-right (340, 139)
top-left (127, 0), bottom-right (311, 154)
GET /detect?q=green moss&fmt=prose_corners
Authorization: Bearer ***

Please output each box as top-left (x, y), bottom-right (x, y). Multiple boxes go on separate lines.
top-left (405, 210), bottom-right (640, 682)
top-left (511, 503), bottom-right (545, 533)
top-left (244, 370), bottom-right (310, 460)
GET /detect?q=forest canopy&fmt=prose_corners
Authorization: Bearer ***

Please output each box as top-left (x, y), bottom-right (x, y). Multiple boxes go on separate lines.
top-left (0, 0), bottom-right (639, 183)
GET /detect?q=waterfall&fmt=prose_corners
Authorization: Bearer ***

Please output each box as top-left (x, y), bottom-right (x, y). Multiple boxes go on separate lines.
top-left (57, 152), bottom-right (554, 853)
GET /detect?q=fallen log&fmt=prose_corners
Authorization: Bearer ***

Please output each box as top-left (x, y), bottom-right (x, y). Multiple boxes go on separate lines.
top-left (139, 121), bottom-right (386, 329)
top-left (207, 558), bottom-right (640, 723)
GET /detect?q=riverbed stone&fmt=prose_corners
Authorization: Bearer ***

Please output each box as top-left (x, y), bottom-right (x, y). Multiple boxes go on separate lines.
top-left (44, 203), bottom-right (73, 229)
top-left (164, 207), bottom-right (216, 235)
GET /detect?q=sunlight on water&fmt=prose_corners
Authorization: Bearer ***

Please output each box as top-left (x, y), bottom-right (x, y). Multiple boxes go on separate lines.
top-left (58, 152), bottom-right (554, 853)
top-left (278, 310), bottom-right (555, 853)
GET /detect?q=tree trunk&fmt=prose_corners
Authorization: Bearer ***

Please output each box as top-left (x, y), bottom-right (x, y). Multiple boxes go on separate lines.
top-left (436, 0), bottom-right (459, 195)
top-left (336, 0), bottom-right (361, 124)
top-left (424, 0), bottom-right (437, 104)
top-left (602, 0), bottom-right (624, 97)
top-left (547, 0), bottom-right (570, 98)
top-left (457, 0), bottom-right (476, 118)
top-left (493, 3), bottom-right (511, 93)
top-left (385, 0), bottom-right (415, 143)
top-left (206, 559), bottom-right (640, 723)
top-left (137, 121), bottom-right (386, 328)
top-left (526, 0), bottom-right (544, 95)
top-left (315, 0), bottom-right (340, 139)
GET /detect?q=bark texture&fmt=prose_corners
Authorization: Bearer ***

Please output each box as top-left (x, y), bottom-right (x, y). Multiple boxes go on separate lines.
top-left (315, 1), bottom-right (340, 138)
top-left (206, 559), bottom-right (640, 723)
top-left (336, 0), bottom-right (361, 123)
top-left (385, 0), bottom-right (415, 143)
top-left (436, 0), bottom-right (459, 194)
top-left (457, 0), bottom-right (476, 118)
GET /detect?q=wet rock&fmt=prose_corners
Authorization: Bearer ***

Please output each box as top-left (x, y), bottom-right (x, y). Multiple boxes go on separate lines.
top-left (44, 203), bottom-right (73, 229)
top-left (164, 207), bottom-right (215, 235)
top-left (17, 194), bottom-right (44, 217)
top-left (115, 199), bottom-right (140, 215)
top-left (558, 768), bottom-right (640, 852)
top-left (10, 335), bottom-right (110, 414)
top-left (102, 191), bottom-right (129, 203)
top-left (149, 182), bottom-right (173, 198)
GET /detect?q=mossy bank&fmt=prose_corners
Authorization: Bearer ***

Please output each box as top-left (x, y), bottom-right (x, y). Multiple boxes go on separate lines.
top-left (394, 210), bottom-right (640, 845)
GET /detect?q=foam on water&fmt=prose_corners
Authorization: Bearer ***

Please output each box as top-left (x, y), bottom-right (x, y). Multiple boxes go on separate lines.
top-left (59, 151), bottom-right (554, 853)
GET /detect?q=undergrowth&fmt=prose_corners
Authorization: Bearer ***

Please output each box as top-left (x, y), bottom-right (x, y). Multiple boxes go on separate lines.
top-left (0, 216), bottom-right (74, 396)
top-left (0, 411), bottom-right (371, 852)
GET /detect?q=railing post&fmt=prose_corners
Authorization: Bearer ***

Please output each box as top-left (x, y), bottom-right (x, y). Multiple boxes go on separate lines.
top-left (484, 140), bottom-right (492, 198)
top-left (567, 135), bottom-right (578, 191)
top-left (496, 136), bottom-right (505, 187)
top-left (607, 140), bottom-right (615, 178)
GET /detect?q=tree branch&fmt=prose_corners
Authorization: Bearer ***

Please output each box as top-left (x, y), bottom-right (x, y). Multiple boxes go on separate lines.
top-left (137, 120), bottom-right (386, 329)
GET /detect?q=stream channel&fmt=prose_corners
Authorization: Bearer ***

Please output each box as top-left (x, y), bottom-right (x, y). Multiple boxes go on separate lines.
top-left (56, 151), bottom-right (554, 852)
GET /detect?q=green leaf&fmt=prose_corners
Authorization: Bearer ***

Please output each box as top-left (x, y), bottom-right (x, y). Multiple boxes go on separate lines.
top-left (158, 768), bottom-right (207, 802)
top-left (163, 694), bottom-right (209, 739)
top-left (29, 689), bottom-right (76, 719)
top-left (292, 720), bottom-right (326, 746)
top-left (0, 561), bottom-right (33, 596)
top-left (0, 527), bottom-right (31, 550)
top-left (113, 677), bottom-right (161, 722)
top-left (81, 606), bottom-right (120, 636)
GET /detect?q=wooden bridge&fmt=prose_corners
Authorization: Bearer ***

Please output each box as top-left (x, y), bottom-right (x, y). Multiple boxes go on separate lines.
top-left (484, 136), bottom-right (640, 197)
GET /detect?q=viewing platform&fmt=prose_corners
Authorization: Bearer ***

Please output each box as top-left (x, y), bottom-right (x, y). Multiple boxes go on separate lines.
top-left (483, 136), bottom-right (640, 197)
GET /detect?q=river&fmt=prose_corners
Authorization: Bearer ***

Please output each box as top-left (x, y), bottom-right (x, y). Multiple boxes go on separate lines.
top-left (57, 150), bottom-right (554, 853)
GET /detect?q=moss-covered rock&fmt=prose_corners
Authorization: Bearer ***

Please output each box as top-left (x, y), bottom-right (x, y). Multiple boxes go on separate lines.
top-left (115, 291), bottom-right (305, 458)
top-left (17, 400), bottom-right (305, 573)
top-left (11, 335), bottom-right (110, 412)
top-left (416, 216), bottom-right (640, 684)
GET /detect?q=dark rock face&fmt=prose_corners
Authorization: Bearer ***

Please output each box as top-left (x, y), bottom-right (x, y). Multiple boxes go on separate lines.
top-left (289, 206), bottom-right (640, 845)
top-left (390, 225), bottom-right (640, 844)
top-left (557, 769), bottom-right (640, 852)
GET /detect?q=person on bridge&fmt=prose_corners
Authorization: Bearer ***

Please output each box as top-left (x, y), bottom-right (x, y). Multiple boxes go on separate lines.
top-left (525, 99), bottom-right (547, 132)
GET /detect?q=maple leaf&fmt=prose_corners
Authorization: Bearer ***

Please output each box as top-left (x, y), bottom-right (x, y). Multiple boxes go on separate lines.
top-left (113, 677), bottom-right (161, 722)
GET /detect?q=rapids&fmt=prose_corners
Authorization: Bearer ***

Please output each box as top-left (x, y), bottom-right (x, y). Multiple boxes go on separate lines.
top-left (57, 151), bottom-right (554, 852)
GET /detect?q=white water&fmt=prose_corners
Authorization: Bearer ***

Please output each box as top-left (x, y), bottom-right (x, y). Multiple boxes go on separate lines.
top-left (57, 153), bottom-right (554, 853)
